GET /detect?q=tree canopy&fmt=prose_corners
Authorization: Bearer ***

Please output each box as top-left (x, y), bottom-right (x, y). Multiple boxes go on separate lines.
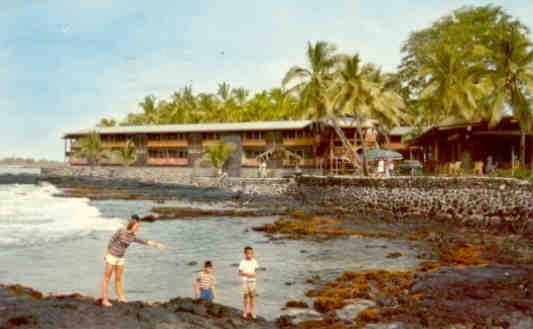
top-left (95, 5), bottom-right (532, 166)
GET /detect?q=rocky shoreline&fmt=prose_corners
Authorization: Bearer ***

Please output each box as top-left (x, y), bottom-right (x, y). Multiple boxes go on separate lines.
top-left (3, 171), bottom-right (533, 328)
top-left (0, 284), bottom-right (276, 329)
top-left (252, 210), bottom-right (533, 328)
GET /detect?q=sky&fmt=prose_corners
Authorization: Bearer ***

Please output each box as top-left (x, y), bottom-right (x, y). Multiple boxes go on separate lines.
top-left (1, 0), bottom-right (532, 160)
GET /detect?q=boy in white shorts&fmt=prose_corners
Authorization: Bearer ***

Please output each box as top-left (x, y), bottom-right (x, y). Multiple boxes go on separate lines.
top-left (238, 246), bottom-right (259, 320)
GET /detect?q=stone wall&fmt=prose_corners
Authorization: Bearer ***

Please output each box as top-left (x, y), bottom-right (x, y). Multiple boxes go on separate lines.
top-left (42, 166), bottom-right (199, 185)
top-left (42, 165), bottom-right (321, 182)
top-left (295, 175), bottom-right (533, 191)
top-left (40, 166), bottom-right (293, 196)
top-left (292, 175), bottom-right (533, 232)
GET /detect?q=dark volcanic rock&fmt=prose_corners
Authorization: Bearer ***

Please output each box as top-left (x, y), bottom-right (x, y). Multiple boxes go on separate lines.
top-left (403, 264), bottom-right (533, 327)
top-left (0, 284), bottom-right (276, 329)
top-left (151, 206), bottom-right (286, 220)
top-left (411, 264), bottom-right (531, 295)
top-left (0, 174), bottom-right (40, 185)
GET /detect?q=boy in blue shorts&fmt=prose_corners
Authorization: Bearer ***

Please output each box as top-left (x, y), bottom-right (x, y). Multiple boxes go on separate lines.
top-left (194, 261), bottom-right (216, 302)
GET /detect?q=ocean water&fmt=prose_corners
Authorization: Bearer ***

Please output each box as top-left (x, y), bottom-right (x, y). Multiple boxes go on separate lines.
top-left (0, 182), bottom-right (419, 319)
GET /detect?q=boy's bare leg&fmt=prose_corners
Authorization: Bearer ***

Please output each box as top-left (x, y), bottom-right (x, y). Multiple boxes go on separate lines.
top-left (193, 281), bottom-right (200, 299)
top-left (249, 295), bottom-right (256, 319)
top-left (242, 294), bottom-right (249, 318)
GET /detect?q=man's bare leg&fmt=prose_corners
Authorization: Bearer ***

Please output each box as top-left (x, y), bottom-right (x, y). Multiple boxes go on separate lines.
top-left (115, 265), bottom-right (127, 302)
top-left (101, 263), bottom-right (114, 307)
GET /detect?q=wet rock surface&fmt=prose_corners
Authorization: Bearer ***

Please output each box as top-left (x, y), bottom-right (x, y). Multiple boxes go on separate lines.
top-left (0, 173), bottom-right (40, 185)
top-left (149, 206), bottom-right (288, 220)
top-left (388, 264), bottom-right (533, 329)
top-left (0, 284), bottom-right (276, 329)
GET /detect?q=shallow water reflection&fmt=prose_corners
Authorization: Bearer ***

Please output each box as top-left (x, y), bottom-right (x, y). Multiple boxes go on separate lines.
top-left (0, 189), bottom-right (420, 320)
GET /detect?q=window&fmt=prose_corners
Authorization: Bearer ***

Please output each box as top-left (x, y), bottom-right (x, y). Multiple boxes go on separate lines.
top-left (245, 149), bottom-right (262, 158)
top-left (390, 136), bottom-right (402, 143)
top-left (165, 149), bottom-right (188, 158)
top-left (294, 148), bottom-right (312, 159)
top-left (202, 133), bottom-right (219, 140)
top-left (283, 131), bottom-right (294, 139)
top-left (245, 131), bottom-right (262, 140)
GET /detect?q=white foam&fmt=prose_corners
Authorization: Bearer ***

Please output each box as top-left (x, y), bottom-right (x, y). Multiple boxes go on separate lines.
top-left (0, 182), bottom-right (121, 247)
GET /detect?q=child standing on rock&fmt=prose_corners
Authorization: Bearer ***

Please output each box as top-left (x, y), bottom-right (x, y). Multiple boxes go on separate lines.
top-left (238, 246), bottom-right (259, 320)
top-left (194, 261), bottom-right (217, 302)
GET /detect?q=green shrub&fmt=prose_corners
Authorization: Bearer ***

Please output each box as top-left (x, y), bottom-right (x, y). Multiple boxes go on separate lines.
top-left (496, 168), bottom-right (532, 180)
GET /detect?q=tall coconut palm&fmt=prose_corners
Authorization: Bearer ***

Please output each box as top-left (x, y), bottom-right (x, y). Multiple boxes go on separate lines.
top-left (97, 118), bottom-right (117, 127)
top-left (269, 88), bottom-right (299, 119)
top-left (283, 41), bottom-right (361, 169)
top-left (202, 142), bottom-right (236, 176)
top-left (232, 88), bottom-right (250, 106)
top-left (117, 140), bottom-right (137, 167)
top-left (138, 95), bottom-right (160, 124)
top-left (335, 55), bottom-right (405, 175)
top-left (486, 25), bottom-right (533, 168)
top-left (417, 46), bottom-right (487, 123)
top-left (75, 131), bottom-right (110, 166)
top-left (217, 82), bottom-right (232, 102)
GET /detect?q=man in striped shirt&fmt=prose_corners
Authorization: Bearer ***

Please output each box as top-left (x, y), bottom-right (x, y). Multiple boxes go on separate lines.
top-left (100, 215), bottom-right (166, 308)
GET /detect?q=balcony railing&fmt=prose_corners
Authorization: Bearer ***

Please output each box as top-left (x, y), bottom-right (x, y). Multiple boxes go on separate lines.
top-left (147, 140), bottom-right (188, 148)
top-left (68, 158), bottom-right (88, 165)
top-left (71, 141), bottom-right (127, 149)
top-left (242, 158), bottom-right (259, 167)
top-left (282, 159), bottom-right (317, 167)
top-left (282, 137), bottom-right (316, 146)
top-left (101, 141), bottom-right (126, 148)
top-left (147, 158), bottom-right (189, 166)
top-left (202, 139), bottom-right (221, 147)
top-left (242, 139), bottom-right (267, 147)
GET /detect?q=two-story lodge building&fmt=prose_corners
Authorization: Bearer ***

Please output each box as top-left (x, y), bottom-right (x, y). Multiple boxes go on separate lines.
top-left (63, 119), bottom-right (415, 176)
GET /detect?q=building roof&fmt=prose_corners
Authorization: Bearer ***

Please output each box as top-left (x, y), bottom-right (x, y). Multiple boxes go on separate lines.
top-left (388, 126), bottom-right (415, 136)
top-left (335, 118), bottom-right (377, 128)
top-left (62, 118), bottom-right (378, 138)
top-left (63, 120), bottom-right (315, 137)
top-left (409, 115), bottom-right (520, 145)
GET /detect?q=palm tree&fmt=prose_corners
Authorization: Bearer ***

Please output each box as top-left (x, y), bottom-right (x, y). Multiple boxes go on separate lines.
top-left (75, 131), bottom-right (110, 166)
top-left (138, 95), bottom-right (160, 124)
top-left (283, 41), bottom-right (362, 169)
top-left (269, 88), bottom-right (300, 119)
top-left (202, 142), bottom-right (236, 176)
top-left (217, 82), bottom-right (232, 101)
top-left (117, 140), bottom-right (137, 167)
top-left (124, 113), bottom-right (146, 126)
top-left (232, 88), bottom-right (250, 105)
top-left (486, 25), bottom-right (533, 168)
top-left (417, 46), bottom-right (487, 123)
top-left (335, 55), bottom-right (405, 175)
top-left (97, 118), bottom-right (117, 127)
